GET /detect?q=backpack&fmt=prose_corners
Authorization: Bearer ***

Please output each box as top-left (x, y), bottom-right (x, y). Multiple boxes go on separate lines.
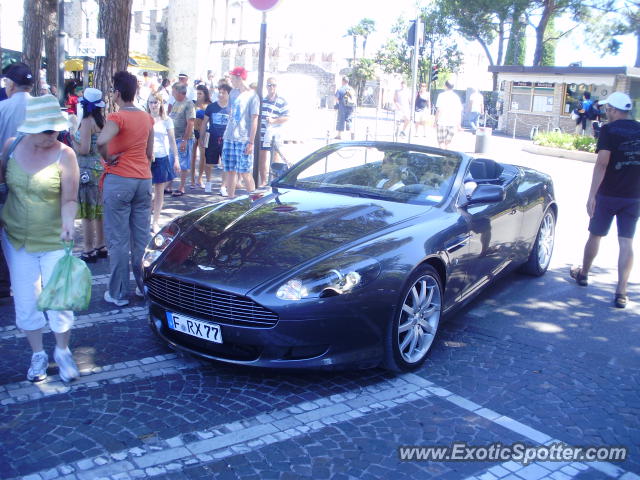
top-left (343, 86), bottom-right (357, 107)
top-left (585, 101), bottom-right (599, 120)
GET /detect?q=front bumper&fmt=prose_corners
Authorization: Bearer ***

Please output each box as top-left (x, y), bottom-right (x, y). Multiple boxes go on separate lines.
top-left (148, 300), bottom-right (385, 369)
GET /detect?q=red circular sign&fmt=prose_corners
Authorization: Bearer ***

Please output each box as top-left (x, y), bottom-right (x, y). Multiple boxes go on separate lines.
top-left (248, 0), bottom-right (280, 11)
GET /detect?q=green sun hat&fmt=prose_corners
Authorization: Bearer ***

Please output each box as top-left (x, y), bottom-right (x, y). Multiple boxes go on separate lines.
top-left (17, 94), bottom-right (69, 134)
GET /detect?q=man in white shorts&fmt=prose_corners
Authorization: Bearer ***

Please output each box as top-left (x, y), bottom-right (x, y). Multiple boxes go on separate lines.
top-left (435, 81), bottom-right (463, 149)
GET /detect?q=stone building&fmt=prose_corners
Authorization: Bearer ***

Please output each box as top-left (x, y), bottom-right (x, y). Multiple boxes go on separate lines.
top-left (489, 66), bottom-right (640, 137)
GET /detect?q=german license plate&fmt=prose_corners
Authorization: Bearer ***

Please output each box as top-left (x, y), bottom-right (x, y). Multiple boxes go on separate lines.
top-left (166, 312), bottom-right (223, 344)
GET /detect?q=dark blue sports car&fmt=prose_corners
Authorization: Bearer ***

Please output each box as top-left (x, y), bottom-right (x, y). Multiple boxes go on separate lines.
top-left (143, 142), bottom-right (556, 371)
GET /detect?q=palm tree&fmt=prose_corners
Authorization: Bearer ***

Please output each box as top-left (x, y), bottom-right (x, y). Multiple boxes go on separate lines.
top-left (358, 18), bottom-right (376, 57)
top-left (346, 25), bottom-right (363, 62)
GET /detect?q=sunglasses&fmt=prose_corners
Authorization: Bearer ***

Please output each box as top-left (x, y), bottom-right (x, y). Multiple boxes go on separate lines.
top-left (267, 83), bottom-right (277, 87)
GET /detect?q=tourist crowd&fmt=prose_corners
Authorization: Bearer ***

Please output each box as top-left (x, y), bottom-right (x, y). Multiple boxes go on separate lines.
top-left (0, 62), bottom-right (289, 383)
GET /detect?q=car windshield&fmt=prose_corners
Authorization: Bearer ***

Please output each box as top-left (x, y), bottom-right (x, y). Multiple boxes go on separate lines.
top-left (273, 144), bottom-right (462, 205)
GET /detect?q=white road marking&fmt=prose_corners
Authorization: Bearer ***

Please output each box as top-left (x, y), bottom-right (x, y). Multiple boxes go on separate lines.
top-left (0, 306), bottom-right (147, 340)
top-left (7, 368), bottom-right (634, 480)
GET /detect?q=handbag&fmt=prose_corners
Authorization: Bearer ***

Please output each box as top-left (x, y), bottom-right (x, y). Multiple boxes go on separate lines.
top-left (0, 135), bottom-right (24, 218)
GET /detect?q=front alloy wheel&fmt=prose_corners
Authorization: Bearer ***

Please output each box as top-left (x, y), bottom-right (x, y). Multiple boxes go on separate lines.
top-left (385, 264), bottom-right (442, 372)
top-left (521, 209), bottom-right (556, 276)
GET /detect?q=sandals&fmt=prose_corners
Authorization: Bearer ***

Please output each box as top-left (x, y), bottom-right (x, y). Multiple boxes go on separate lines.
top-left (570, 266), bottom-right (630, 308)
top-left (171, 190), bottom-right (185, 197)
top-left (569, 266), bottom-right (588, 286)
top-left (80, 250), bottom-right (97, 263)
top-left (614, 294), bottom-right (628, 309)
top-left (95, 245), bottom-right (108, 258)
top-left (163, 188), bottom-right (172, 195)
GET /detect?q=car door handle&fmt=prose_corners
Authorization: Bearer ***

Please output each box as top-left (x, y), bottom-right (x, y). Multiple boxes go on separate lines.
top-left (445, 234), bottom-right (471, 253)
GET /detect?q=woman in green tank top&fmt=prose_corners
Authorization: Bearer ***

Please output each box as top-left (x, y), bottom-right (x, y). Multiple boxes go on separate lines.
top-left (0, 95), bottom-right (81, 383)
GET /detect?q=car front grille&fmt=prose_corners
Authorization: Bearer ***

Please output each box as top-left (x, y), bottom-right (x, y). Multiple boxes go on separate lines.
top-left (146, 275), bottom-right (278, 328)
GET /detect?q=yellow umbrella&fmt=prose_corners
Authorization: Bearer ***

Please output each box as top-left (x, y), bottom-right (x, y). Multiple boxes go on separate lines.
top-left (64, 58), bottom-right (94, 72)
top-left (129, 52), bottom-right (168, 72)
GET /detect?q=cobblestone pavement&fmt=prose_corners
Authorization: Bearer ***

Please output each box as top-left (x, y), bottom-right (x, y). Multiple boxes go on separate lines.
top-left (0, 125), bottom-right (638, 479)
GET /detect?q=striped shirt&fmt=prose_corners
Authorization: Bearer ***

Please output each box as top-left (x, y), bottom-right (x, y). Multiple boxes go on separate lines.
top-left (260, 95), bottom-right (289, 144)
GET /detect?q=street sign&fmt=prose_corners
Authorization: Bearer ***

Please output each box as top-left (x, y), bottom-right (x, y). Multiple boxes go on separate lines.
top-left (68, 38), bottom-right (105, 57)
top-left (248, 0), bottom-right (280, 11)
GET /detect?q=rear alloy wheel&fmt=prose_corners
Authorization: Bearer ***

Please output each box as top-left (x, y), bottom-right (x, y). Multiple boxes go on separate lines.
top-left (521, 209), bottom-right (556, 276)
top-left (384, 264), bottom-right (442, 372)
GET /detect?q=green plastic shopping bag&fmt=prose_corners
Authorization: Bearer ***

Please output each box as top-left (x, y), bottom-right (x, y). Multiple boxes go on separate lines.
top-left (37, 242), bottom-right (92, 311)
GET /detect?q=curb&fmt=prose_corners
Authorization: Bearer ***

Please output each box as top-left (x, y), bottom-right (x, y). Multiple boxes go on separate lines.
top-left (522, 144), bottom-right (597, 163)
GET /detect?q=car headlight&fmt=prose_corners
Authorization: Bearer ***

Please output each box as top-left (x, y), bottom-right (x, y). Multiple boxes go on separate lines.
top-left (276, 255), bottom-right (380, 301)
top-left (143, 223), bottom-right (180, 268)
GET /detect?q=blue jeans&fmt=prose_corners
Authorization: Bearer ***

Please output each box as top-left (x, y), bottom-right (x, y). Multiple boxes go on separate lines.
top-left (336, 106), bottom-right (354, 132)
top-left (469, 112), bottom-right (481, 133)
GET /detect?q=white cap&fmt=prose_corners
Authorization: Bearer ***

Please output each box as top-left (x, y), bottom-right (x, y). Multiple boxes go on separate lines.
top-left (80, 87), bottom-right (106, 108)
top-left (600, 91), bottom-right (632, 111)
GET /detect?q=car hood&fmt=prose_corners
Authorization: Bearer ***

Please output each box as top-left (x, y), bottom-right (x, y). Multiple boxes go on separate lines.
top-left (153, 189), bottom-right (430, 294)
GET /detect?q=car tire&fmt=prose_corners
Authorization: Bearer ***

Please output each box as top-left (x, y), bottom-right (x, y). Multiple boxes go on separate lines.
top-left (384, 264), bottom-right (442, 373)
top-left (520, 209), bottom-right (556, 276)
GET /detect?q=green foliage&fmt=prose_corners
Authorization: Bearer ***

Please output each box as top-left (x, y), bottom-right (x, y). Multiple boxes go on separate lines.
top-left (157, 27), bottom-right (168, 71)
top-left (534, 131), bottom-right (596, 152)
top-left (504, 4), bottom-right (527, 66)
top-left (359, 18), bottom-right (376, 57)
top-left (541, 17), bottom-right (557, 66)
top-left (583, 0), bottom-right (640, 66)
top-left (532, 0), bottom-right (592, 66)
top-left (346, 18), bottom-right (377, 60)
top-left (573, 135), bottom-right (597, 153)
top-left (374, 7), bottom-right (463, 81)
top-left (349, 58), bottom-right (377, 101)
top-left (436, 0), bottom-right (531, 68)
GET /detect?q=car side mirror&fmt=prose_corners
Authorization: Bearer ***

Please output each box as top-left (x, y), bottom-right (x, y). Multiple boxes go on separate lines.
top-left (464, 184), bottom-right (505, 206)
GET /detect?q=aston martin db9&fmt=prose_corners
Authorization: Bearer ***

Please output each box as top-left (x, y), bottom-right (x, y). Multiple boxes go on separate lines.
top-left (143, 142), bottom-right (556, 371)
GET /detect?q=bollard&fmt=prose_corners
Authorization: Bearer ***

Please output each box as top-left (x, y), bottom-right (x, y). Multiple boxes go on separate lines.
top-left (530, 125), bottom-right (539, 140)
top-left (474, 127), bottom-right (492, 154)
top-left (512, 116), bottom-right (517, 139)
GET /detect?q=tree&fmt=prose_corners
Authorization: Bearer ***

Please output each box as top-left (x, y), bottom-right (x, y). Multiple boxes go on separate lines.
top-left (349, 58), bottom-right (377, 102)
top-left (22, 0), bottom-right (47, 95)
top-left (436, 0), bottom-right (530, 88)
top-left (584, 0), bottom-right (640, 67)
top-left (541, 16), bottom-right (558, 65)
top-left (530, 0), bottom-right (590, 66)
top-left (93, 0), bottom-right (133, 112)
top-left (358, 18), bottom-right (376, 57)
top-left (375, 8), bottom-right (463, 85)
top-left (44, 0), bottom-right (58, 91)
top-left (437, 0), bottom-right (611, 72)
top-left (346, 25), bottom-right (363, 63)
top-left (504, 8), bottom-right (527, 65)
